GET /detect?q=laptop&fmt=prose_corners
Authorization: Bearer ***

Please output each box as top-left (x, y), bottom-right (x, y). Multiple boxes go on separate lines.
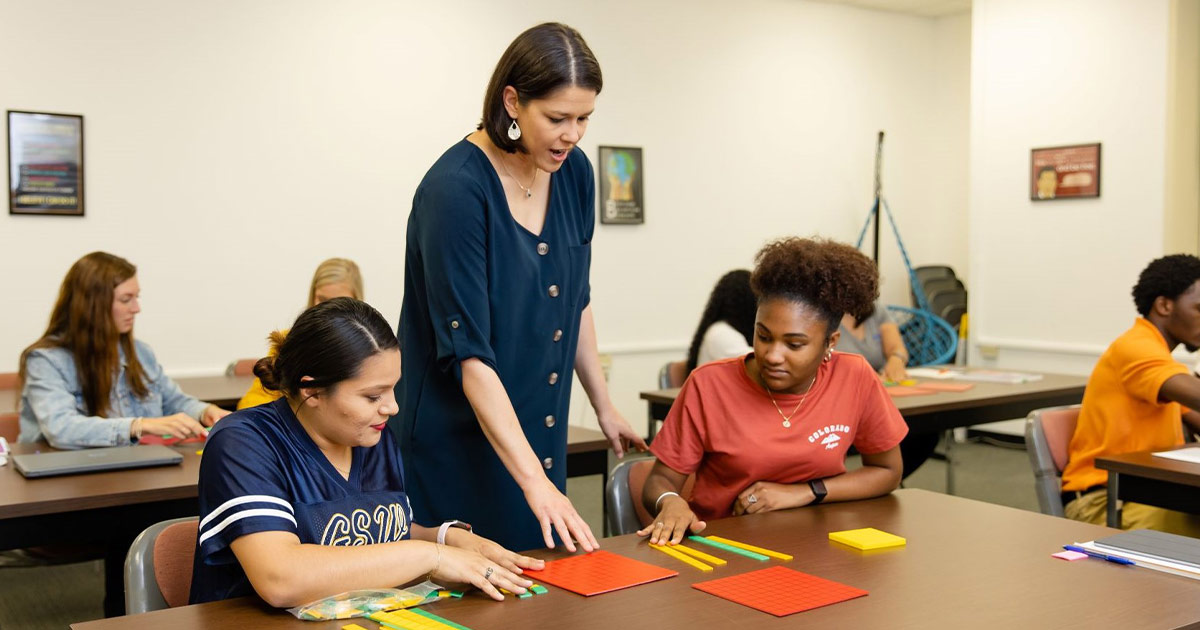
top-left (12, 445), bottom-right (184, 478)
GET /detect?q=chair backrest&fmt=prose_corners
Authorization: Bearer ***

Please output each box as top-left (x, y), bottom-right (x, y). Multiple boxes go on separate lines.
top-left (940, 304), bottom-right (967, 329)
top-left (914, 265), bottom-right (956, 284)
top-left (125, 517), bottom-right (199, 614)
top-left (658, 360), bottom-right (687, 389)
top-left (0, 372), bottom-right (17, 390)
top-left (605, 458), bottom-right (695, 536)
top-left (0, 412), bottom-right (17, 443)
top-left (929, 288), bottom-right (967, 316)
top-left (1024, 405), bottom-right (1080, 517)
top-left (226, 358), bottom-right (258, 377)
top-left (921, 277), bottom-right (964, 300)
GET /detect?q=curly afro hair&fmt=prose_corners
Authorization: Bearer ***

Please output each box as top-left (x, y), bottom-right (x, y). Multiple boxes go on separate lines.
top-left (750, 237), bottom-right (879, 338)
top-left (1132, 254), bottom-right (1200, 317)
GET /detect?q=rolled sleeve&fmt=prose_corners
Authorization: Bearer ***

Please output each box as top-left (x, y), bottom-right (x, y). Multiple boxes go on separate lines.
top-left (414, 174), bottom-right (497, 378)
top-left (22, 351), bottom-right (133, 449)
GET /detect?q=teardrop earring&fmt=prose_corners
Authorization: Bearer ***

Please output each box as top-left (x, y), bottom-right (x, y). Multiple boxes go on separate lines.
top-left (507, 120), bottom-right (522, 141)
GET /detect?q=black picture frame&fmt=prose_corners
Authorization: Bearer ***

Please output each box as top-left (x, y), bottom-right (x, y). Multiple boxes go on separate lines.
top-left (8, 110), bottom-right (85, 216)
top-left (598, 146), bottom-right (643, 224)
top-left (1030, 142), bottom-right (1100, 201)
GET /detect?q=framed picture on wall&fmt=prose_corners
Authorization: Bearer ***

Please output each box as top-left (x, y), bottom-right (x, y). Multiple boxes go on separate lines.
top-left (598, 145), bottom-right (643, 224)
top-left (1030, 143), bottom-right (1100, 201)
top-left (8, 110), bottom-right (85, 216)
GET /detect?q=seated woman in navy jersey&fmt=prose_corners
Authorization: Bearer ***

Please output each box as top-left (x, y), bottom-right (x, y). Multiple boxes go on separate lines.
top-left (191, 298), bottom-right (542, 607)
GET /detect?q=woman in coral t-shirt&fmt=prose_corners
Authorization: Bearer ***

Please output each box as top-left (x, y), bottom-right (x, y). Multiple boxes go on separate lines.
top-left (640, 237), bottom-right (908, 545)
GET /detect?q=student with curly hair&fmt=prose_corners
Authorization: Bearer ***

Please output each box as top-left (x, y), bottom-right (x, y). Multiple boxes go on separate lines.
top-left (1061, 254), bottom-right (1200, 536)
top-left (685, 270), bottom-right (755, 374)
top-left (638, 238), bottom-right (907, 544)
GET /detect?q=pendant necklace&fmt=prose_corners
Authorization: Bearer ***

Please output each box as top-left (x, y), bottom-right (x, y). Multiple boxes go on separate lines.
top-left (764, 371), bottom-right (818, 428)
top-left (497, 151), bottom-right (537, 198)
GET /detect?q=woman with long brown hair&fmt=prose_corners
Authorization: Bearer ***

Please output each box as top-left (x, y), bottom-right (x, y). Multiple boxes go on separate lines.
top-left (18, 251), bottom-right (228, 448)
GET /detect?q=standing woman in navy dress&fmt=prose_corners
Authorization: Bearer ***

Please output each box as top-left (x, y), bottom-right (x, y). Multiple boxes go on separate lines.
top-left (395, 23), bottom-right (645, 553)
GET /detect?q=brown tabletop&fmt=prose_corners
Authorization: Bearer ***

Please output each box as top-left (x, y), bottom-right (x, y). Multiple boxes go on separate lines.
top-left (641, 371), bottom-right (1088, 435)
top-left (70, 488), bottom-right (1200, 630)
top-left (1096, 446), bottom-right (1200, 527)
top-left (0, 374), bottom-right (255, 413)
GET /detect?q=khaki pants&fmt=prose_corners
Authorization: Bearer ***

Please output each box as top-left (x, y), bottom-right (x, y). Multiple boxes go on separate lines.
top-left (1065, 489), bottom-right (1200, 538)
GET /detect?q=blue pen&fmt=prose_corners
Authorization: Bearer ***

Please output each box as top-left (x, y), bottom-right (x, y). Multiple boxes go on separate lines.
top-left (1063, 545), bottom-right (1136, 566)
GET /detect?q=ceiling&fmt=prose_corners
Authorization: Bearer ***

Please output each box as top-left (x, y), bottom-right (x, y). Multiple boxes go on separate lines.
top-left (809, 0), bottom-right (971, 18)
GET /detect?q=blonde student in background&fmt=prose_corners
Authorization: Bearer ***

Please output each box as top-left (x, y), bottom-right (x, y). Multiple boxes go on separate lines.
top-left (238, 258), bottom-right (364, 409)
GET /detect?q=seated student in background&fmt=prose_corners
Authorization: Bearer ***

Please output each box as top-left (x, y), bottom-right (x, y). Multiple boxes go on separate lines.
top-left (192, 298), bottom-right (540, 606)
top-left (19, 251), bottom-right (228, 449)
top-left (838, 304), bottom-right (908, 382)
top-left (685, 270), bottom-right (755, 375)
top-left (1061, 254), bottom-right (1200, 536)
top-left (839, 305), bottom-right (939, 479)
top-left (638, 237), bottom-right (907, 544)
top-left (238, 257), bottom-right (364, 409)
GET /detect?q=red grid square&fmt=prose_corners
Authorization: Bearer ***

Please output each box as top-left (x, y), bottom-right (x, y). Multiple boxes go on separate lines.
top-left (522, 550), bottom-right (677, 596)
top-left (691, 565), bottom-right (867, 616)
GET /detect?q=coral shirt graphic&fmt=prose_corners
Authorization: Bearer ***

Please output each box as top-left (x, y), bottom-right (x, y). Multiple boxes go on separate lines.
top-left (809, 424), bottom-right (850, 450)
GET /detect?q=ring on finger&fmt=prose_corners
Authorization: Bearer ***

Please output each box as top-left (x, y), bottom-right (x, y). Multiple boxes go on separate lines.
top-left (747, 494), bottom-right (758, 504)
top-left (484, 567), bottom-right (494, 580)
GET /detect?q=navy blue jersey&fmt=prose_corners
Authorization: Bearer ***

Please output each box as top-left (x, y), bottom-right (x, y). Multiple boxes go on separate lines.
top-left (190, 398), bottom-right (413, 604)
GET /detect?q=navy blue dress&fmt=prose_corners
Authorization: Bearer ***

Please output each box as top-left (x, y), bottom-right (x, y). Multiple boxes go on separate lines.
top-left (393, 139), bottom-right (594, 552)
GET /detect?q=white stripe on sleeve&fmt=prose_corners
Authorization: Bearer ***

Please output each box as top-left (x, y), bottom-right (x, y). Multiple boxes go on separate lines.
top-left (200, 495), bottom-right (294, 530)
top-left (198, 508), bottom-right (298, 546)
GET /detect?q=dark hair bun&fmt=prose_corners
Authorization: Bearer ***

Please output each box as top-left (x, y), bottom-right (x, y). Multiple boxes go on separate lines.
top-left (751, 237), bottom-right (879, 331)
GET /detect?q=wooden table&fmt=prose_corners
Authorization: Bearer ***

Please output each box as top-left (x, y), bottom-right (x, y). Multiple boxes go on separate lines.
top-left (70, 488), bottom-right (1200, 630)
top-left (0, 374), bottom-right (255, 413)
top-left (1096, 447), bottom-right (1200, 528)
top-left (641, 371), bottom-right (1088, 436)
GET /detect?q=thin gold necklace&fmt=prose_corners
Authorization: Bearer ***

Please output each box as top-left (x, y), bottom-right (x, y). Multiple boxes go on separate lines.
top-left (764, 371), bottom-right (818, 428)
top-left (496, 150), bottom-right (537, 198)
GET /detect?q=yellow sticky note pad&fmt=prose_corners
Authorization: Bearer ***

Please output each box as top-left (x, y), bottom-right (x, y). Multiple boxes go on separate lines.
top-left (829, 527), bottom-right (906, 550)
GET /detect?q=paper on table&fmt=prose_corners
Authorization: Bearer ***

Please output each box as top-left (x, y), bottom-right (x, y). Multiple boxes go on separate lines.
top-left (906, 368), bottom-right (959, 380)
top-left (1076, 541), bottom-right (1200, 581)
top-left (1152, 447), bottom-right (1200, 464)
top-left (953, 370), bottom-right (1044, 384)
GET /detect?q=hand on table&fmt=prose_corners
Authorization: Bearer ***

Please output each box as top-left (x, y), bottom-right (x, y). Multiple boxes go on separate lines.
top-left (524, 479), bottom-right (599, 553)
top-left (732, 481), bottom-right (811, 516)
top-left (636, 494), bottom-right (706, 545)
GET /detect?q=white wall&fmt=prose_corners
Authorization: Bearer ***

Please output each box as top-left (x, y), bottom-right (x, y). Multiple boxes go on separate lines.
top-left (968, 0), bottom-right (1197, 376)
top-left (0, 0), bottom-right (971, 432)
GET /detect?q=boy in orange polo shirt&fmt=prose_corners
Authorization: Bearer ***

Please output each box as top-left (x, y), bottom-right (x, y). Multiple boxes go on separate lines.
top-left (1062, 254), bottom-right (1200, 536)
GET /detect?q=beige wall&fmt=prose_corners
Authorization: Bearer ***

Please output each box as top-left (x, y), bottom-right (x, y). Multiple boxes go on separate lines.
top-left (0, 0), bottom-right (971, 431)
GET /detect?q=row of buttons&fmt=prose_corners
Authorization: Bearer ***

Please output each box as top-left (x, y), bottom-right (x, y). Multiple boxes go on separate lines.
top-left (541, 239), bottom-right (557, 472)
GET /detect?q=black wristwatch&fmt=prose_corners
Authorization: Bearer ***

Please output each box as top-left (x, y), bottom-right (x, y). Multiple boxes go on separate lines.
top-left (808, 478), bottom-right (828, 505)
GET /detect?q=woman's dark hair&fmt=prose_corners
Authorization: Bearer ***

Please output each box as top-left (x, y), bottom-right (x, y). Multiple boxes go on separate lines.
top-left (478, 22), bottom-right (603, 154)
top-left (750, 237), bottom-right (879, 340)
top-left (255, 298), bottom-right (398, 398)
top-left (1132, 254), bottom-right (1200, 317)
top-left (686, 270), bottom-right (755, 373)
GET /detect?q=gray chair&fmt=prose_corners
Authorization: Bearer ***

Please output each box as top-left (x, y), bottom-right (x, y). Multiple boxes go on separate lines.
top-left (606, 458), bottom-right (655, 536)
top-left (125, 517), bottom-right (199, 614)
top-left (1024, 405), bottom-right (1080, 517)
top-left (649, 360), bottom-right (687, 439)
top-left (606, 457), bottom-right (695, 536)
top-left (657, 360), bottom-right (687, 389)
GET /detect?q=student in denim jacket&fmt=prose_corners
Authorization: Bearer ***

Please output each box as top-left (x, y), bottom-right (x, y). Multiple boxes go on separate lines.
top-left (18, 251), bottom-right (229, 449)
